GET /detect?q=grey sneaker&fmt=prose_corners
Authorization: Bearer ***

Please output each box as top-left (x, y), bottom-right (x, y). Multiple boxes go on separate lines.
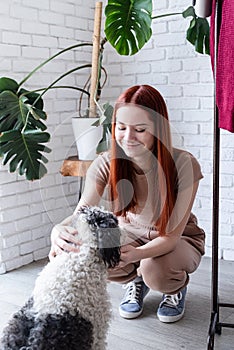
top-left (119, 278), bottom-right (150, 319)
top-left (157, 287), bottom-right (187, 323)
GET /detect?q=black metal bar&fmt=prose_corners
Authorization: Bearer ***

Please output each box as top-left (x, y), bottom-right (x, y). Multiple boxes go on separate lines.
top-left (207, 0), bottom-right (234, 348)
top-left (207, 0), bottom-right (221, 348)
top-left (207, 311), bottom-right (218, 349)
top-left (219, 303), bottom-right (234, 308)
top-left (218, 323), bottom-right (234, 329)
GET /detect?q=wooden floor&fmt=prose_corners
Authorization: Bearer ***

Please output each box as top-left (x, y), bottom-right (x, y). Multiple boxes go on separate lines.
top-left (0, 257), bottom-right (233, 349)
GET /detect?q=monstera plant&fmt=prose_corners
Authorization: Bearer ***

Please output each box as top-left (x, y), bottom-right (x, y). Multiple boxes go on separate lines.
top-left (0, 42), bottom-right (112, 180)
top-left (104, 1), bottom-right (210, 56)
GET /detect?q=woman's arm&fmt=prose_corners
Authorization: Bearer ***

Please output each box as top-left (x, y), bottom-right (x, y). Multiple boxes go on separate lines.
top-left (74, 180), bottom-right (105, 213)
top-left (119, 181), bottom-right (199, 266)
top-left (49, 159), bottom-right (107, 259)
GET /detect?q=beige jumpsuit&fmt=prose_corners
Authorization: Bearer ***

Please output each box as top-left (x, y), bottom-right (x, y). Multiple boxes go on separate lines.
top-left (81, 148), bottom-right (205, 294)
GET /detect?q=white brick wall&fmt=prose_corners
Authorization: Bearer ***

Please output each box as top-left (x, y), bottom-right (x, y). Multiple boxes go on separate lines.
top-left (0, 0), bottom-right (234, 274)
top-left (0, 0), bottom-right (95, 273)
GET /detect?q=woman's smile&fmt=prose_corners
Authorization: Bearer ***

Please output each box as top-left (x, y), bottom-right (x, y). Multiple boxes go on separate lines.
top-left (123, 142), bottom-right (141, 148)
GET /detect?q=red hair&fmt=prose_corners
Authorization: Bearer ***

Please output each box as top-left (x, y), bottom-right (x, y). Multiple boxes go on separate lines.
top-left (109, 85), bottom-right (178, 235)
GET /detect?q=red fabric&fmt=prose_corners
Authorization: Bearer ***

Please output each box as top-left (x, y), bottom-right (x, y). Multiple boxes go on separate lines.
top-left (210, 0), bottom-right (234, 133)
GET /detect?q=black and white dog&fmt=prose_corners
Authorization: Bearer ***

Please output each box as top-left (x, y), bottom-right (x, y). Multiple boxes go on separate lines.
top-left (0, 206), bottom-right (121, 350)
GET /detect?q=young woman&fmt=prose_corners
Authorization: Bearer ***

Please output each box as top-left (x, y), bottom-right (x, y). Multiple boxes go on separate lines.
top-left (50, 85), bottom-right (205, 323)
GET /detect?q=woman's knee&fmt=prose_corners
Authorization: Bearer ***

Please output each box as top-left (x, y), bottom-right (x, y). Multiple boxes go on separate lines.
top-left (140, 258), bottom-right (167, 291)
top-left (139, 256), bottom-right (187, 293)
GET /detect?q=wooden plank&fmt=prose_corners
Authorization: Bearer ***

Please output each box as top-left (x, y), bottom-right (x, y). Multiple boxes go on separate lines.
top-left (60, 156), bottom-right (92, 177)
top-left (89, 1), bottom-right (103, 117)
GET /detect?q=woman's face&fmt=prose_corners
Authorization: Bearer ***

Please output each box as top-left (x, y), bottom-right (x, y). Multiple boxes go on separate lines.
top-left (115, 105), bottom-right (155, 159)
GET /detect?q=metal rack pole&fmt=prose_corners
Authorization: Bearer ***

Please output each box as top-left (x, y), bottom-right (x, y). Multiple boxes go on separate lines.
top-left (207, 0), bottom-right (234, 348)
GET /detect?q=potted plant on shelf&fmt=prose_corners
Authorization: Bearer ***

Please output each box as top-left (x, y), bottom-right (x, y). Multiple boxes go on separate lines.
top-left (0, 41), bottom-right (111, 181)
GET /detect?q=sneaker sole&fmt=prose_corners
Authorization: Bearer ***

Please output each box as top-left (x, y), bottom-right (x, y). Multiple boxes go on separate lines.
top-left (157, 309), bottom-right (185, 323)
top-left (119, 307), bottom-right (143, 319)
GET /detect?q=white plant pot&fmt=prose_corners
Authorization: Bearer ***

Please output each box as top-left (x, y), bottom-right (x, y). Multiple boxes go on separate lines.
top-left (194, 0), bottom-right (212, 18)
top-left (72, 117), bottom-right (102, 160)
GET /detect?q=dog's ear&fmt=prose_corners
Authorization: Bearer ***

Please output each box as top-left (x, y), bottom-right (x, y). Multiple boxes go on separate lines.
top-left (94, 210), bottom-right (121, 268)
top-left (97, 227), bottom-right (121, 268)
top-left (98, 246), bottom-right (121, 269)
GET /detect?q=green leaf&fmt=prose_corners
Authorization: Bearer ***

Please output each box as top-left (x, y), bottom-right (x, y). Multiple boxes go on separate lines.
top-left (29, 106), bottom-right (47, 121)
top-left (182, 6), bottom-right (196, 19)
top-left (0, 91), bottom-right (28, 131)
top-left (183, 6), bottom-right (210, 55)
top-left (186, 17), bottom-right (210, 54)
top-left (96, 131), bottom-right (111, 153)
top-left (91, 102), bottom-right (113, 153)
top-left (0, 129), bottom-right (51, 180)
top-left (18, 88), bottom-right (44, 110)
top-left (0, 90), bottom-right (47, 133)
top-left (0, 77), bottom-right (19, 93)
top-left (105, 0), bottom-right (152, 55)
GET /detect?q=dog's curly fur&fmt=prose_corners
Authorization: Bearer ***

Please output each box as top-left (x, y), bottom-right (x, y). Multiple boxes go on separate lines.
top-left (0, 206), bottom-right (121, 350)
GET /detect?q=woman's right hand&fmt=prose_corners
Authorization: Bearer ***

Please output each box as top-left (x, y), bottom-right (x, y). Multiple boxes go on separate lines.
top-left (49, 223), bottom-right (81, 261)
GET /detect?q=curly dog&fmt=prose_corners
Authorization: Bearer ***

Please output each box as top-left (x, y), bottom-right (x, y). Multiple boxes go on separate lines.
top-left (0, 206), bottom-right (121, 350)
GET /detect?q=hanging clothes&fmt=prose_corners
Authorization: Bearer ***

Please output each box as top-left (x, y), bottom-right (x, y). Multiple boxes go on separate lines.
top-left (210, 0), bottom-right (234, 133)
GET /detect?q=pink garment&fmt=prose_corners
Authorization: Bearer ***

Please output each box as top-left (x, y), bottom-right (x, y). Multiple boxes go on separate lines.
top-left (210, 0), bottom-right (234, 133)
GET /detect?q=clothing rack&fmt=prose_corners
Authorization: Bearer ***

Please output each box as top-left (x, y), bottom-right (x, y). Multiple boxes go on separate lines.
top-left (207, 0), bottom-right (234, 348)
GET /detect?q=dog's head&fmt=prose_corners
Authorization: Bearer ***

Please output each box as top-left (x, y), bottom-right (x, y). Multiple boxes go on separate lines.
top-left (73, 206), bottom-right (121, 268)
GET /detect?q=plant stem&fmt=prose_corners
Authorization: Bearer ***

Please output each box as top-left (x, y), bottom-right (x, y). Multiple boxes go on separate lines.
top-left (18, 43), bottom-right (93, 88)
top-left (39, 64), bottom-right (91, 97)
top-left (151, 12), bottom-right (182, 20)
top-left (20, 86), bottom-right (90, 98)
top-left (22, 65), bottom-right (92, 128)
top-left (29, 64), bottom-right (92, 108)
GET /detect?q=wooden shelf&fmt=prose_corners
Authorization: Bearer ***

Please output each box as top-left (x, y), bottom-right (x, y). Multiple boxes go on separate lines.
top-left (60, 156), bottom-right (92, 177)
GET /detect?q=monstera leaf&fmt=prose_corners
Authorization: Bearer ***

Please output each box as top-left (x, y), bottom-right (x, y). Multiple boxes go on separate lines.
top-left (183, 6), bottom-right (210, 55)
top-left (0, 90), bottom-right (47, 133)
top-left (0, 77), bottom-right (49, 180)
top-left (105, 0), bottom-right (152, 55)
top-left (0, 129), bottom-right (51, 180)
top-left (0, 77), bottom-right (19, 93)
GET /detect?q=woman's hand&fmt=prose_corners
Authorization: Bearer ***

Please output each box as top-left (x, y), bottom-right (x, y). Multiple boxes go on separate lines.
top-left (118, 244), bottom-right (142, 268)
top-left (49, 223), bottom-right (81, 260)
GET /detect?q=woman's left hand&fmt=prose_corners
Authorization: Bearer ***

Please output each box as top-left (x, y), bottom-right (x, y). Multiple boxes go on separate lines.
top-left (118, 244), bottom-right (142, 268)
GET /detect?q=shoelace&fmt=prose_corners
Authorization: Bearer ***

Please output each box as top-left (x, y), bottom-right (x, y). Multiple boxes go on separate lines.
top-left (123, 281), bottom-right (143, 304)
top-left (161, 292), bottom-right (182, 308)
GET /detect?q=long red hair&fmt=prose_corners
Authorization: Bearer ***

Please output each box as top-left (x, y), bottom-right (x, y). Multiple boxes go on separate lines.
top-left (109, 85), bottom-right (178, 235)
